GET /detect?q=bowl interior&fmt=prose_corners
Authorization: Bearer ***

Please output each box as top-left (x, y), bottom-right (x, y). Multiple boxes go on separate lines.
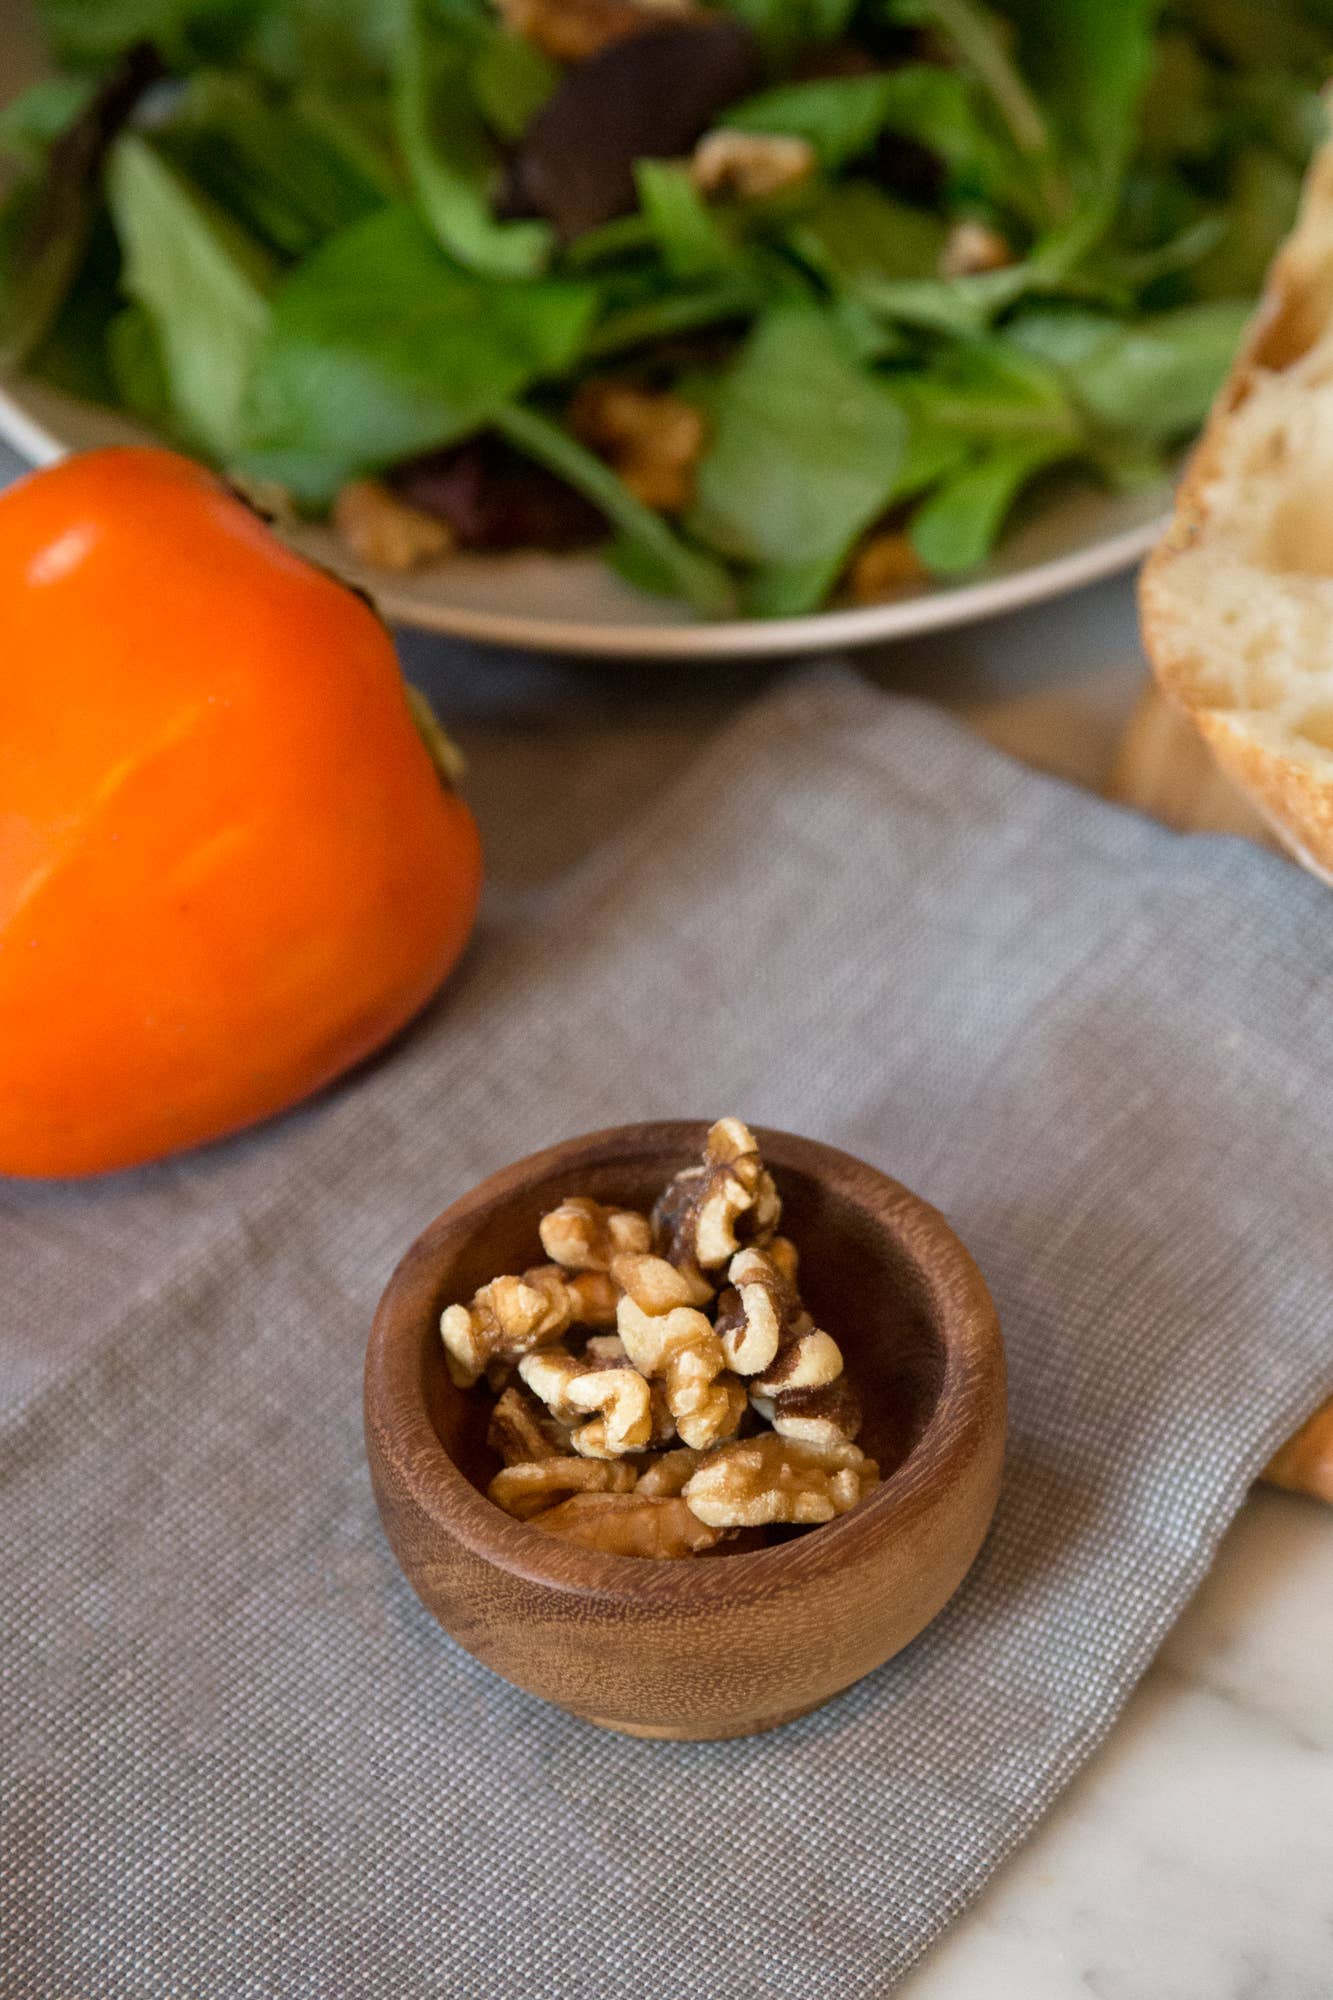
top-left (416, 1140), bottom-right (949, 1513)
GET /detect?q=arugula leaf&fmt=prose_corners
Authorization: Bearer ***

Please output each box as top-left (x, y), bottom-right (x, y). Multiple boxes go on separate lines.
top-left (107, 133), bottom-right (274, 458)
top-left (394, 1), bottom-right (552, 278)
top-left (161, 72), bottom-right (387, 260)
top-left (688, 306), bottom-right (907, 568)
top-left (726, 66), bottom-right (1015, 201)
top-left (634, 160), bottom-right (736, 281)
top-left (493, 402), bottom-right (735, 617)
top-left (1007, 298), bottom-right (1252, 441)
top-left (794, 182), bottom-right (1035, 334)
top-left (241, 205), bottom-right (597, 500)
top-left (585, 280), bottom-right (758, 360)
top-left (909, 436), bottom-right (1073, 570)
top-left (901, 338), bottom-right (1080, 440)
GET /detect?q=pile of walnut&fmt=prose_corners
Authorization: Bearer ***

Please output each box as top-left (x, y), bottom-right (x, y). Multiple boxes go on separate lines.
top-left (441, 1118), bottom-right (879, 1558)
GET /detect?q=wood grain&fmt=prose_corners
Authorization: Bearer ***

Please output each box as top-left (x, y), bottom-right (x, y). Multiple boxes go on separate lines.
top-left (1109, 682), bottom-right (1333, 1505)
top-left (364, 1123), bottom-right (1006, 1740)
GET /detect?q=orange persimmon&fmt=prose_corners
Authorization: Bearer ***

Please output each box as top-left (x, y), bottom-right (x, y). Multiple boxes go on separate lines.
top-left (0, 448), bottom-right (482, 1177)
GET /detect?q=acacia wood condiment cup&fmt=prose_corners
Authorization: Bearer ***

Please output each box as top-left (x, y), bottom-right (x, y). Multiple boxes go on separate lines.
top-left (364, 1122), bottom-right (1006, 1741)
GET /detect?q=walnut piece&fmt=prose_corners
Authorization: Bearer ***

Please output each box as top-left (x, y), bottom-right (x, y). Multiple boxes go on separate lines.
top-left (539, 1196), bottom-right (651, 1273)
top-left (848, 531), bottom-right (927, 604)
top-left (610, 1249), bottom-right (713, 1312)
top-left (616, 1294), bottom-right (744, 1450)
top-left (493, 0), bottom-right (692, 63)
top-left (441, 1265), bottom-right (617, 1387)
top-left (489, 1456), bottom-right (637, 1521)
top-left (652, 1117), bottom-right (781, 1274)
top-left (487, 1385), bottom-right (568, 1465)
top-left (532, 1490), bottom-right (721, 1557)
top-left (634, 1446), bottom-right (706, 1496)
top-left (333, 479), bottom-right (452, 573)
top-left (569, 379), bottom-right (707, 514)
top-left (752, 1375), bottom-right (863, 1449)
top-left (714, 1243), bottom-right (811, 1376)
top-left (683, 1434), bottom-right (879, 1528)
top-left (691, 129), bottom-right (817, 201)
top-left (565, 1365), bottom-right (653, 1457)
top-left (519, 1341), bottom-right (653, 1457)
top-left (939, 218), bottom-right (1014, 278)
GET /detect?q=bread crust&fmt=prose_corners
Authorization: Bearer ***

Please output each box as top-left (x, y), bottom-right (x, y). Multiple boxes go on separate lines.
top-left (1139, 120), bottom-right (1333, 884)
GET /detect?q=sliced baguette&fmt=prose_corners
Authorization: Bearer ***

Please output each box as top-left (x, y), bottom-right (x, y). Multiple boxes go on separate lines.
top-left (1139, 121), bottom-right (1333, 887)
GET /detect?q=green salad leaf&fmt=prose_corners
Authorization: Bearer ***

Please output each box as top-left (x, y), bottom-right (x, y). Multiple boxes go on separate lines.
top-left (241, 204), bottom-right (597, 499)
top-left (13, 0), bottom-right (1333, 617)
top-left (394, 1), bottom-right (552, 278)
top-left (107, 134), bottom-right (275, 456)
top-left (688, 306), bottom-right (907, 578)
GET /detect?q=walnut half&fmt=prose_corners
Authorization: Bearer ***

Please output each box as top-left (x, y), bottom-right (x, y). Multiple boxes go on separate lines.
top-left (683, 1434), bottom-right (879, 1528)
top-left (531, 1490), bottom-right (721, 1557)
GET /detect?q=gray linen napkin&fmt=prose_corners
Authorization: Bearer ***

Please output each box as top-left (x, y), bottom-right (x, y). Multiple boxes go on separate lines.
top-left (3, 670), bottom-right (1330, 2000)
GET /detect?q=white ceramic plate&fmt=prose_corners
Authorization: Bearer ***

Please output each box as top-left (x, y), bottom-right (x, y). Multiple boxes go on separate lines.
top-left (0, 374), bottom-right (1168, 658)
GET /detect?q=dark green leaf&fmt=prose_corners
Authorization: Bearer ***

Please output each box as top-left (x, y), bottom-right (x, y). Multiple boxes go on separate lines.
top-left (688, 306), bottom-right (907, 567)
top-left (909, 436), bottom-right (1073, 570)
top-left (241, 205), bottom-right (597, 500)
top-left (160, 72), bottom-right (387, 260)
top-left (394, 3), bottom-right (552, 278)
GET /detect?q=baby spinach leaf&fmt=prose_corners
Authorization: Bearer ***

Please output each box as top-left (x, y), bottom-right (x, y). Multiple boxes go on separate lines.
top-left (493, 402), bottom-right (735, 617)
top-left (909, 435), bottom-right (1073, 570)
top-left (394, 4), bottom-right (552, 278)
top-left (1008, 297), bottom-right (1252, 440)
top-left (688, 305), bottom-right (907, 567)
top-left (106, 133), bottom-right (274, 458)
top-left (241, 205), bottom-right (597, 500)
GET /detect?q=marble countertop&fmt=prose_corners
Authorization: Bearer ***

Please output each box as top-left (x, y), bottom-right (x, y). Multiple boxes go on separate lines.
top-left (3, 438), bottom-right (1329, 1995)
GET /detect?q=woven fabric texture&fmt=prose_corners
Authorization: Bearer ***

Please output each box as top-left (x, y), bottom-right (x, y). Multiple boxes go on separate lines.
top-left (3, 671), bottom-right (1330, 1999)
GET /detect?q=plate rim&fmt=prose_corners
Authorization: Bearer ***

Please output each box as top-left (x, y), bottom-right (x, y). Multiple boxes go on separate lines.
top-left (0, 377), bottom-right (1166, 659)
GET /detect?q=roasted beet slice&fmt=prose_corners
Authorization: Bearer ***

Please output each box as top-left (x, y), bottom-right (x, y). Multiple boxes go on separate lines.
top-left (505, 18), bottom-right (763, 239)
top-left (390, 437), bottom-right (606, 552)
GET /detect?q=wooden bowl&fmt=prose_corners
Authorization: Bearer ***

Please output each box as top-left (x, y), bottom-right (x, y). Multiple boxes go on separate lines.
top-left (364, 1122), bottom-right (1006, 1741)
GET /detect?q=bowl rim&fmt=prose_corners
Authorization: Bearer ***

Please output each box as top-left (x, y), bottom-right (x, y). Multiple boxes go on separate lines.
top-left (364, 1121), bottom-right (1004, 1605)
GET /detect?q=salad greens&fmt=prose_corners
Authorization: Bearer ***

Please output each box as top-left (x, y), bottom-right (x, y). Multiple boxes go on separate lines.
top-left (2, 0), bottom-right (1332, 619)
